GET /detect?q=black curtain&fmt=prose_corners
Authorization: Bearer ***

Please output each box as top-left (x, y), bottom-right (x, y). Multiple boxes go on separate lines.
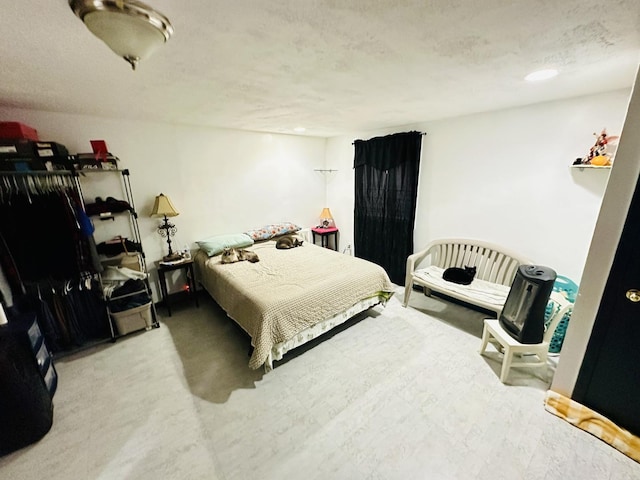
top-left (354, 131), bottom-right (422, 285)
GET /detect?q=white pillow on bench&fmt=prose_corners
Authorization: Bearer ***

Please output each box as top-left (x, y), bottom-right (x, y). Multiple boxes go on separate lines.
top-left (413, 266), bottom-right (511, 307)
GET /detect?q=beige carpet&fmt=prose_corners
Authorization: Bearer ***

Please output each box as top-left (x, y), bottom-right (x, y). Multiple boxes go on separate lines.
top-left (1, 287), bottom-right (638, 479)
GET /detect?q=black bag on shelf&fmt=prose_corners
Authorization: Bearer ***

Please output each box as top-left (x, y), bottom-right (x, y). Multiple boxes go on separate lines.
top-left (96, 237), bottom-right (141, 257)
top-left (85, 197), bottom-right (132, 216)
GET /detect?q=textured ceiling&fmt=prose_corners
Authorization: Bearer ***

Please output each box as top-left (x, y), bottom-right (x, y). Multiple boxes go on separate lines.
top-left (1, 1), bottom-right (639, 137)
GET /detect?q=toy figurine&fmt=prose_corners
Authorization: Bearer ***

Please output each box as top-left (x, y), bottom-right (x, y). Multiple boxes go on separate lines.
top-left (574, 128), bottom-right (619, 166)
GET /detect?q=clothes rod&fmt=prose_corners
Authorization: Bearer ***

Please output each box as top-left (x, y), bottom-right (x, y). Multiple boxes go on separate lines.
top-left (0, 170), bottom-right (75, 176)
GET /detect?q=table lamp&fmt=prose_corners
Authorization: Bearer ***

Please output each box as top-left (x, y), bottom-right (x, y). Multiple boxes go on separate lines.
top-left (319, 208), bottom-right (334, 228)
top-left (150, 193), bottom-right (181, 261)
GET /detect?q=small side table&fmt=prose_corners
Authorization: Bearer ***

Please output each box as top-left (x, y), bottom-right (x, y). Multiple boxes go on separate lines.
top-left (311, 227), bottom-right (339, 251)
top-left (156, 259), bottom-right (199, 317)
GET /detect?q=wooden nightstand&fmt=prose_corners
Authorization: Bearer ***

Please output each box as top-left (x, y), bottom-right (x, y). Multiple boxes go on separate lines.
top-left (156, 259), bottom-right (199, 316)
top-left (311, 227), bottom-right (339, 251)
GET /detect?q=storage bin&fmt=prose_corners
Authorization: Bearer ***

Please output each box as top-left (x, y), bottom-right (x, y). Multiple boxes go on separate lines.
top-left (0, 139), bottom-right (70, 171)
top-left (34, 141), bottom-right (68, 159)
top-left (101, 252), bottom-right (143, 272)
top-left (34, 141), bottom-right (72, 170)
top-left (0, 139), bottom-right (37, 158)
top-left (0, 122), bottom-right (39, 141)
top-left (73, 152), bottom-right (118, 170)
top-left (110, 301), bottom-right (152, 336)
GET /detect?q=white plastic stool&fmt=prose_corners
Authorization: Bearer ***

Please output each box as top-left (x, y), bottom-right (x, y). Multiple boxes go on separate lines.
top-left (479, 291), bottom-right (573, 383)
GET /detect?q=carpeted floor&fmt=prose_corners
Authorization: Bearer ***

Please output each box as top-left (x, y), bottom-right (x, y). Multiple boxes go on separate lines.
top-left (1, 287), bottom-right (638, 479)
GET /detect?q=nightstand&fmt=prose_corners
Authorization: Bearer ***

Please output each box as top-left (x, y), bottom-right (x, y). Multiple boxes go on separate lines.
top-left (156, 259), bottom-right (199, 316)
top-left (311, 227), bottom-right (339, 251)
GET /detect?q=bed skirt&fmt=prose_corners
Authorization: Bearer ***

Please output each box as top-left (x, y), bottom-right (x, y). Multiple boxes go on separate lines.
top-left (264, 294), bottom-right (390, 371)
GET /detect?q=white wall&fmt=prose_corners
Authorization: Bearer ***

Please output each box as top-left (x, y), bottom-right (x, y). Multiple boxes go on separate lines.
top-left (1, 89), bottom-right (631, 297)
top-left (0, 108), bottom-right (327, 298)
top-left (326, 89), bottom-right (631, 282)
top-left (552, 67), bottom-right (640, 396)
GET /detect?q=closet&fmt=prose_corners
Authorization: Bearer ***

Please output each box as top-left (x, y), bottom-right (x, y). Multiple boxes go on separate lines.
top-left (0, 164), bottom-right (158, 452)
top-left (0, 131), bottom-right (158, 451)
top-left (0, 171), bottom-right (112, 354)
top-left (0, 170), bottom-right (106, 453)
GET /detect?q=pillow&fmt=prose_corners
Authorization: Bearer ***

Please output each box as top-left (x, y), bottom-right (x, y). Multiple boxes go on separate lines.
top-left (244, 222), bottom-right (301, 242)
top-left (197, 233), bottom-right (254, 257)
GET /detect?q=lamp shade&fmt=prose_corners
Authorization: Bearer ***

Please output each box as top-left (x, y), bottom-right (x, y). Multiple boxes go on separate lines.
top-left (150, 193), bottom-right (179, 217)
top-left (319, 208), bottom-right (334, 228)
top-left (320, 208), bottom-right (333, 220)
top-left (69, 0), bottom-right (174, 70)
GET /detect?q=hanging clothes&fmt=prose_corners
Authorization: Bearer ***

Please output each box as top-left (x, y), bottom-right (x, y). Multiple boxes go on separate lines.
top-left (0, 231), bottom-right (25, 301)
top-left (16, 279), bottom-right (110, 353)
top-left (0, 185), bottom-right (98, 280)
top-left (0, 173), bottom-right (110, 353)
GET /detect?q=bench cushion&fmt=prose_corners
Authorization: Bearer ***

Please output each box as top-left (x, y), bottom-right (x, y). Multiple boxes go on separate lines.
top-left (414, 266), bottom-right (511, 307)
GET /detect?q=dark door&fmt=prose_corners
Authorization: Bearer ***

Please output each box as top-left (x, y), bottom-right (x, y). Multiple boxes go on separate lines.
top-left (573, 173), bottom-right (640, 436)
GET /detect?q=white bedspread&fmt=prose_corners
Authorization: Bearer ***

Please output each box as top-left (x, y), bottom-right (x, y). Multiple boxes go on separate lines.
top-left (195, 240), bottom-right (394, 369)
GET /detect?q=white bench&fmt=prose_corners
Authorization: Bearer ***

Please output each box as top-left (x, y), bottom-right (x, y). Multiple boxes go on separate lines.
top-left (403, 238), bottom-right (533, 316)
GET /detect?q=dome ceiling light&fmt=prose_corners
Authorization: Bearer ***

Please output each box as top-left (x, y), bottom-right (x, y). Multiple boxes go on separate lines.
top-left (69, 0), bottom-right (174, 70)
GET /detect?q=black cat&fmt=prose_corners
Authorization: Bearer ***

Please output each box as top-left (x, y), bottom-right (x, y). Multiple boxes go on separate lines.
top-left (442, 266), bottom-right (477, 285)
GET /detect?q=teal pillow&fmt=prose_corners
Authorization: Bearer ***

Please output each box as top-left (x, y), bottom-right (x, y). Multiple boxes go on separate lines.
top-left (197, 233), bottom-right (254, 257)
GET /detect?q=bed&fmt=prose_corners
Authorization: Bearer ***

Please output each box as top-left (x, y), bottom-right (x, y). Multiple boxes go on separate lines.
top-left (194, 238), bottom-right (394, 371)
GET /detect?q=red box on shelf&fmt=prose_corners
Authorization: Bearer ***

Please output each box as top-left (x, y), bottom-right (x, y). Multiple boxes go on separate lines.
top-left (0, 122), bottom-right (39, 141)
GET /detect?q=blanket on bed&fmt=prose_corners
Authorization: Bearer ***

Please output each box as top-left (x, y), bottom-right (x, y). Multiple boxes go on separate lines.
top-left (195, 241), bottom-right (394, 369)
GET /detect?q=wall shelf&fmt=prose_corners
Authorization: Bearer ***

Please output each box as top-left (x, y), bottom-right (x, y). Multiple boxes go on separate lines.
top-left (570, 165), bottom-right (611, 171)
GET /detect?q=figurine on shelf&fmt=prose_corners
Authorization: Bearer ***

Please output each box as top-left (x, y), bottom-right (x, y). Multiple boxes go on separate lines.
top-left (573, 128), bottom-right (619, 166)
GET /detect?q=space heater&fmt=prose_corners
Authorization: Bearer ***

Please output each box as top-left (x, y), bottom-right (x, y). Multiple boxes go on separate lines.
top-left (499, 265), bottom-right (557, 344)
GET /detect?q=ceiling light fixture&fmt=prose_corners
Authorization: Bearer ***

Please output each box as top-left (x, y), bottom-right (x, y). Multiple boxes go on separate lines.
top-left (524, 69), bottom-right (559, 82)
top-left (69, 0), bottom-right (174, 70)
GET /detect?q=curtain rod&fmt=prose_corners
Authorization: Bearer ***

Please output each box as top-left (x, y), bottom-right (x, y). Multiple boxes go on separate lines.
top-left (352, 131), bottom-right (426, 145)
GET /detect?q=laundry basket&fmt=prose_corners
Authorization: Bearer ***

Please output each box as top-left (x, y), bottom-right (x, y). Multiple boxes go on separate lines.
top-left (110, 301), bottom-right (152, 336)
top-left (545, 275), bottom-right (578, 353)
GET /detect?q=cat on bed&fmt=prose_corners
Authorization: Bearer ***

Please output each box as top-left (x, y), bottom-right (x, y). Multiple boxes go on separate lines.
top-left (220, 247), bottom-right (260, 264)
top-left (275, 235), bottom-right (304, 249)
top-left (442, 266), bottom-right (476, 285)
